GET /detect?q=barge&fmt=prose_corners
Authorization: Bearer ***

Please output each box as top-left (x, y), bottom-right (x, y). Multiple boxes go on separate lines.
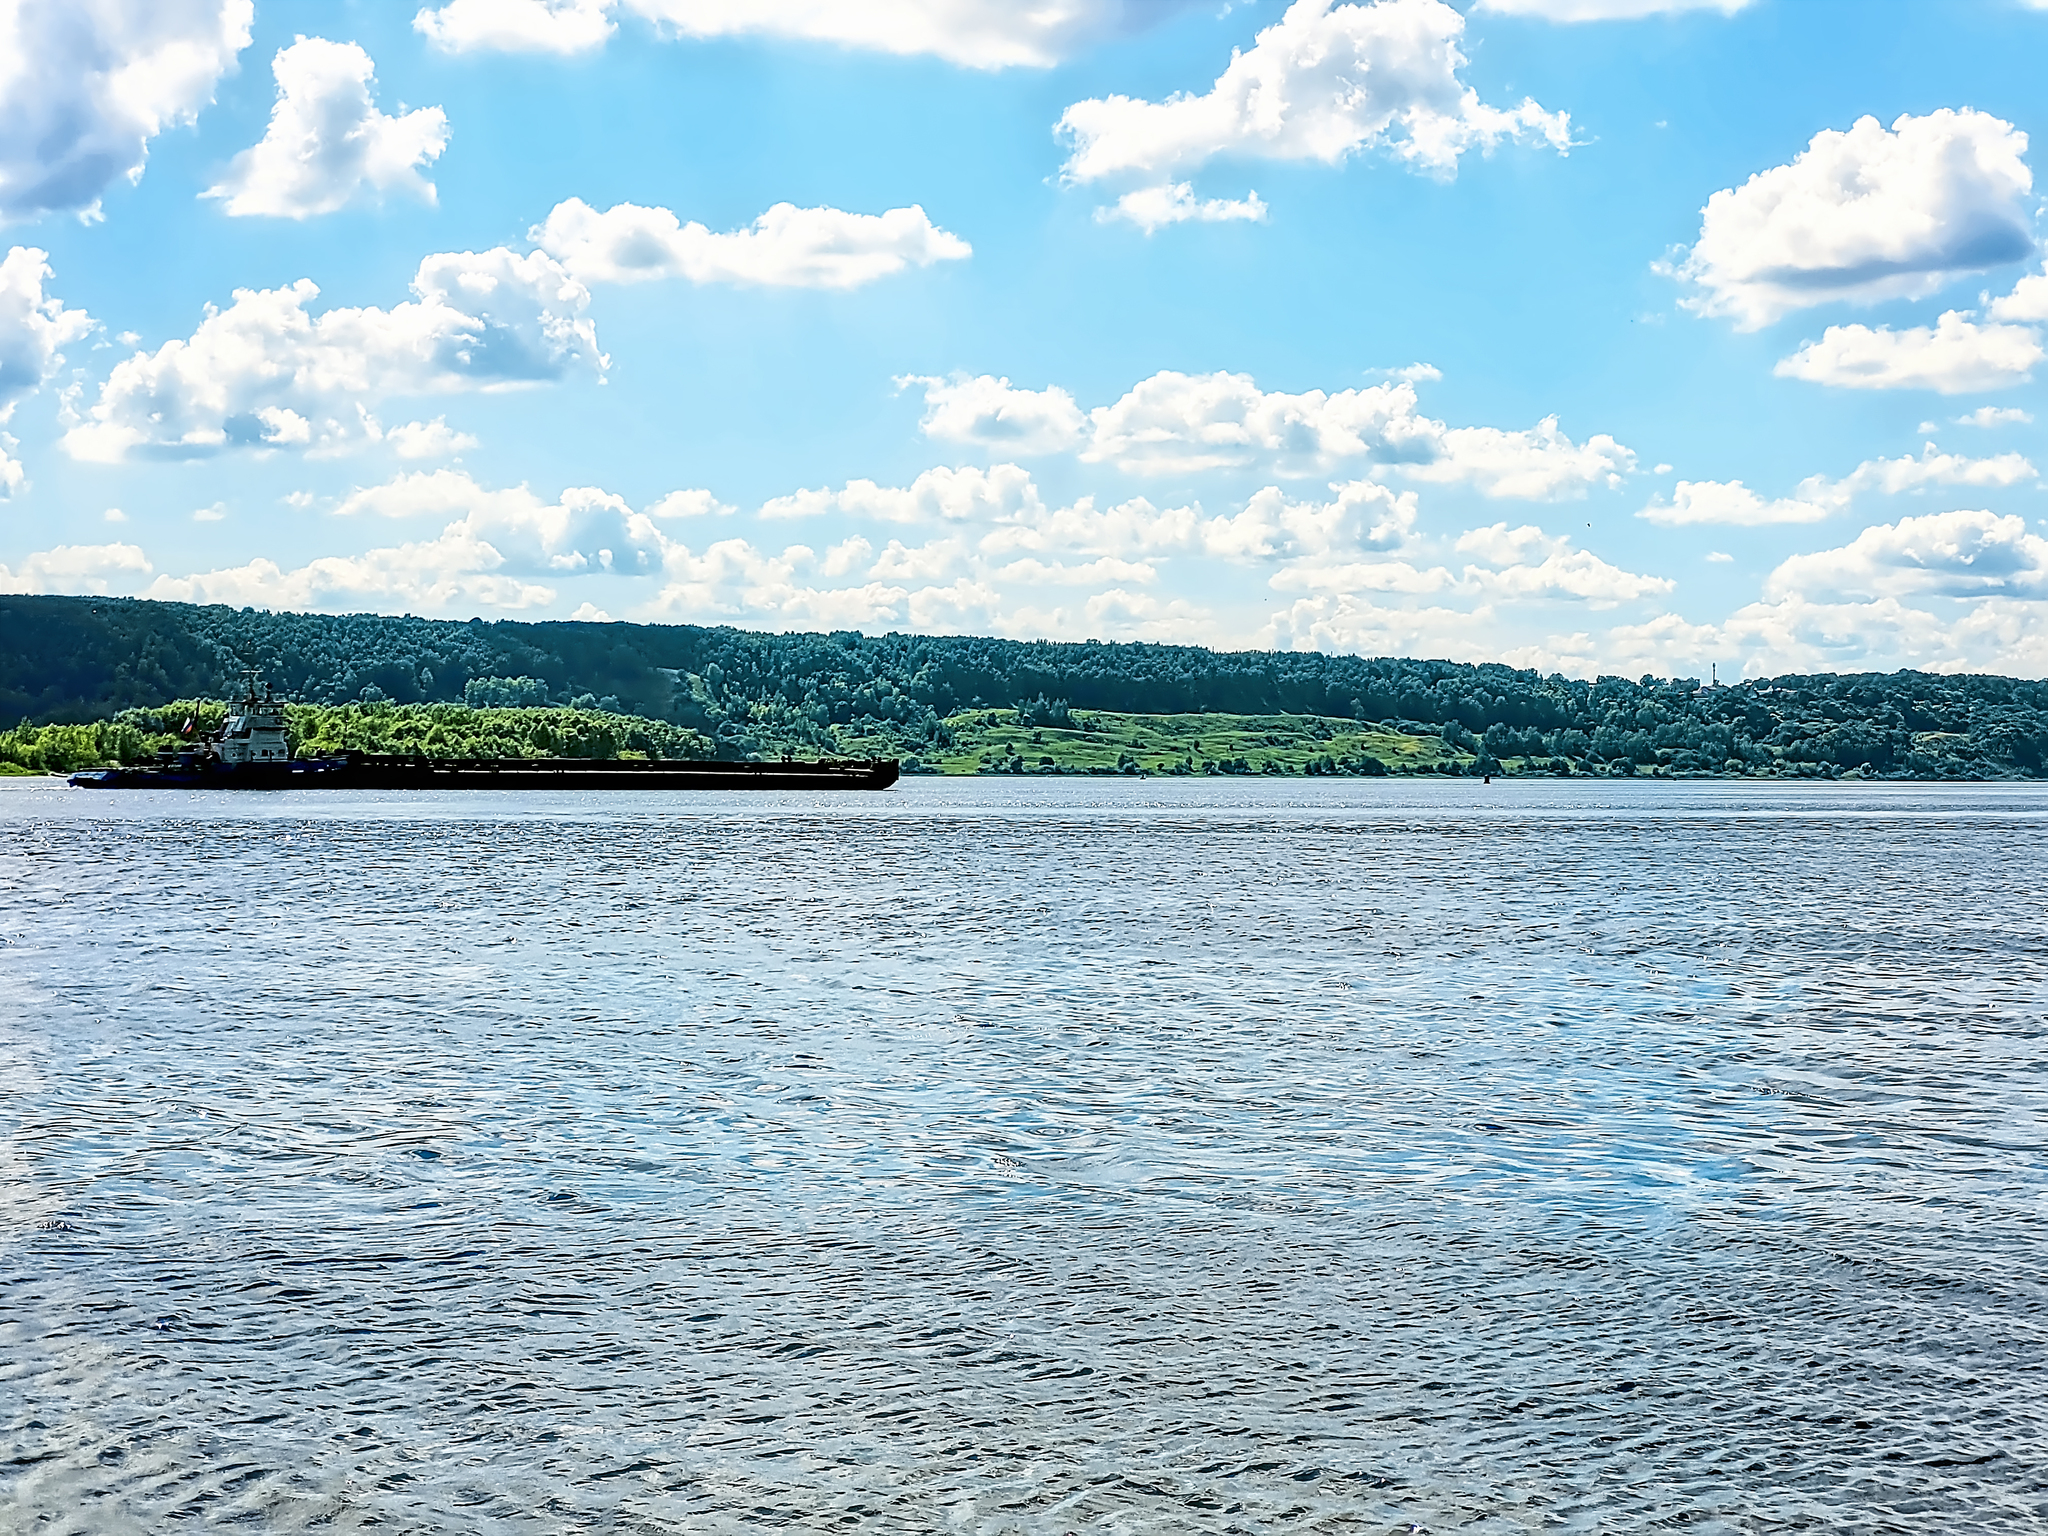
top-left (67, 680), bottom-right (898, 792)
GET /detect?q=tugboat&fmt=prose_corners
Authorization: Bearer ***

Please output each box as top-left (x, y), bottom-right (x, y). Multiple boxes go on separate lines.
top-left (67, 676), bottom-right (899, 791)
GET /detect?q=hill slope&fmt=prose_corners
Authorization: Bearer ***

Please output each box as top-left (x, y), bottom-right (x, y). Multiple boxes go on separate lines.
top-left (2, 595), bottom-right (2044, 777)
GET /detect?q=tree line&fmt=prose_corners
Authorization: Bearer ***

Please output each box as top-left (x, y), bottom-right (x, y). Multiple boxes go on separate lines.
top-left (2, 593), bottom-right (2045, 777)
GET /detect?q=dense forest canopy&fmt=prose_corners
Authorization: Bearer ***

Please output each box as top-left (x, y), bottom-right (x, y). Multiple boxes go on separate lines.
top-left (3, 594), bottom-right (2046, 778)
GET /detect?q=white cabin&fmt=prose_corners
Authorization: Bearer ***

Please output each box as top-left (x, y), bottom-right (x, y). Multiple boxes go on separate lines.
top-left (218, 679), bottom-right (291, 766)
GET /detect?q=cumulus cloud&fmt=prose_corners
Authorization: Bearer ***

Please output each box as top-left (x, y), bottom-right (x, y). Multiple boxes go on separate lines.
top-left (204, 38), bottom-right (448, 219)
top-left (901, 373), bottom-right (1087, 456)
top-left (1955, 405), bottom-right (2033, 428)
top-left (1829, 444), bottom-right (2038, 499)
top-left (329, 468), bottom-right (676, 576)
top-left (414, 0), bottom-right (615, 53)
top-left (761, 462), bottom-right (1043, 525)
top-left (1775, 310), bottom-right (2045, 393)
top-left (1403, 418), bottom-right (1636, 499)
top-left (63, 249), bottom-right (601, 461)
top-left (977, 493), bottom-right (1203, 559)
top-left (385, 416), bottom-right (478, 459)
top-left (532, 198), bottom-right (970, 288)
top-left (0, 245), bottom-right (91, 497)
top-left (1003, 586), bottom-right (1218, 644)
top-left (1081, 371), bottom-right (1439, 475)
top-left (146, 534), bottom-right (556, 614)
top-left (1096, 183), bottom-right (1268, 235)
top-left (644, 487), bottom-right (736, 520)
top-left (1766, 509), bottom-right (2048, 602)
top-left (905, 368), bottom-right (1633, 495)
top-left (0, 247), bottom-right (92, 421)
top-left (150, 469), bottom-right (700, 613)
top-left (1200, 480), bottom-right (1420, 562)
top-left (1475, 0), bottom-right (1753, 16)
top-left (1454, 522), bottom-right (1673, 603)
top-left (0, 541), bottom-right (152, 595)
top-left (1089, 370), bottom-right (1633, 493)
top-left (1638, 479), bottom-right (1832, 528)
top-left (415, 0), bottom-right (1198, 67)
top-left (0, 0), bottom-right (253, 222)
top-left (1639, 445), bottom-right (2037, 525)
top-left (1056, 0), bottom-right (1570, 190)
top-left (638, 536), bottom-right (1007, 636)
top-left (1673, 110), bottom-right (2035, 330)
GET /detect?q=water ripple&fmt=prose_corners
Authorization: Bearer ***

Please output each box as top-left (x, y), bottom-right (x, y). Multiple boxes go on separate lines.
top-left (1, 777), bottom-right (2045, 1532)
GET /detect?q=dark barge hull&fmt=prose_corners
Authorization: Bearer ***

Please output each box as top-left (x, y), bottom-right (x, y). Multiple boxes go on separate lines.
top-left (70, 756), bottom-right (900, 791)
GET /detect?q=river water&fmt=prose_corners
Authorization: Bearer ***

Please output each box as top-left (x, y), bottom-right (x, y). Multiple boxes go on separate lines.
top-left (1, 776), bottom-right (2043, 1533)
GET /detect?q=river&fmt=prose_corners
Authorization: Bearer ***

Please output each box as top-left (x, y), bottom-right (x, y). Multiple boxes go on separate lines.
top-left (2, 776), bottom-right (2043, 1532)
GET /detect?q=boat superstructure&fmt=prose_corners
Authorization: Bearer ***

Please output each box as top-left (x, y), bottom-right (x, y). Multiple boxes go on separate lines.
top-left (216, 677), bottom-right (291, 766)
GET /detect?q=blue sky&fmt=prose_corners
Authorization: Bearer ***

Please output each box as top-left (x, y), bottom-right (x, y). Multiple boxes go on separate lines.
top-left (5, 0), bottom-right (2048, 678)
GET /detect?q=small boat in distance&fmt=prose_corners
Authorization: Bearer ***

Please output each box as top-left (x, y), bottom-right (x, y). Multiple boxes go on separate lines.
top-left (68, 676), bottom-right (899, 791)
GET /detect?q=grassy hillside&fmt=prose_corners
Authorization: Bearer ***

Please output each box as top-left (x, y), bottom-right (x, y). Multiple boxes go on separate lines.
top-left (842, 710), bottom-right (1472, 775)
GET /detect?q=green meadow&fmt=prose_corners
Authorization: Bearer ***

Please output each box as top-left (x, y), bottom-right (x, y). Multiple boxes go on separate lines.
top-left (839, 709), bottom-right (1477, 776)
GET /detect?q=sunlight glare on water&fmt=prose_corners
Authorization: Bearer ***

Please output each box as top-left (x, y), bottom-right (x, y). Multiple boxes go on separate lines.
top-left (2, 775), bottom-right (2045, 1532)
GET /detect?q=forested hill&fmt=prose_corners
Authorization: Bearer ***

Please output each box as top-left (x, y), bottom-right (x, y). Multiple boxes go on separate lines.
top-left (4, 593), bottom-right (2047, 778)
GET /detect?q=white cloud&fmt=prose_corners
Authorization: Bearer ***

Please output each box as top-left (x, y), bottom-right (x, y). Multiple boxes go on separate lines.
top-left (1639, 478), bottom-right (1832, 527)
top-left (1829, 444), bottom-right (2037, 498)
top-left (0, 0), bottom-right (253, 222)
top-left (1200, 480), bottom-right (1420, 561)
top-left (994, 554), bottom-right (1158, 587)
top-left (532, 198), bottom-right (970, 288)
top-left (1476, 0), bottom-right (1753, 16)
top-left (1640, 445), bottom-right (2037, 525)
top-left (644, 487), bottom-right (735, 520)
top-left (636, 535), bottom-right (958, 631)
top-left (415, 0), bottom-right (615, 54)
top-left (204, 38), bottom-right (447, 220)
top-left (1766, 508), bottom-right (2048, 602)
top-left (761, 462), bottom-right (1043, 524)
top-left (871, 537), bottom-right (965, 581)
top-left (192, 502), bottom-right (226, 521)
top-left (1987, 267), bottom-right (2048, 323)
top-left (1454, 522), bottom-right (1673, 603)
top-left (150, 470), bottom-right (690, 613)
top-left (0, 541), bottom-right (152, 595)
top-left (1078, 369), bottom-right (1632, 494)
top-left (103, 507), bottom-right (127, 523)
top-left (1403, 417), bottom-right (1636, 499)
top-left (415, 0), bottom-right (1203, 68)
top-left (63, 248), bottom-right (601, 461)
top-left (1056, 0), bottom-right (1570, 188)
top-left (1000, 586), bottom-right (1218, 644)
top-left (977, 493), bottom-right (1202, 559)
top-left (900, 373), bottom-right (1087, 456)
top-left (330, 468), bottom-right (671, 577)
top-left (1955, 405), bottom-right (2033, 428)
top-left (1096, 183), bottom-right (1268, 234)
top-left (1673, 110), bottom-right (2036, 330)
top-left (1775, 310), bottom-right (2045, 393)
top-left (1260, 594), bottom-right (1501, 661)
top-left (0, 247), bottom-right (93, 421)
top-left (385, 416), bottom-right (479, 459)
top-left (907, 368), bottom-right (1633, 496)
top-left (1082, 370), bottom-right (1436, 475)
top-left (146, 536), bottom-right (557, 614)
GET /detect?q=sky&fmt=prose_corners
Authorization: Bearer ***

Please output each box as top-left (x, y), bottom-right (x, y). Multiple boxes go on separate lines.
top-left (4, 0), bottom-right (2048, 679)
